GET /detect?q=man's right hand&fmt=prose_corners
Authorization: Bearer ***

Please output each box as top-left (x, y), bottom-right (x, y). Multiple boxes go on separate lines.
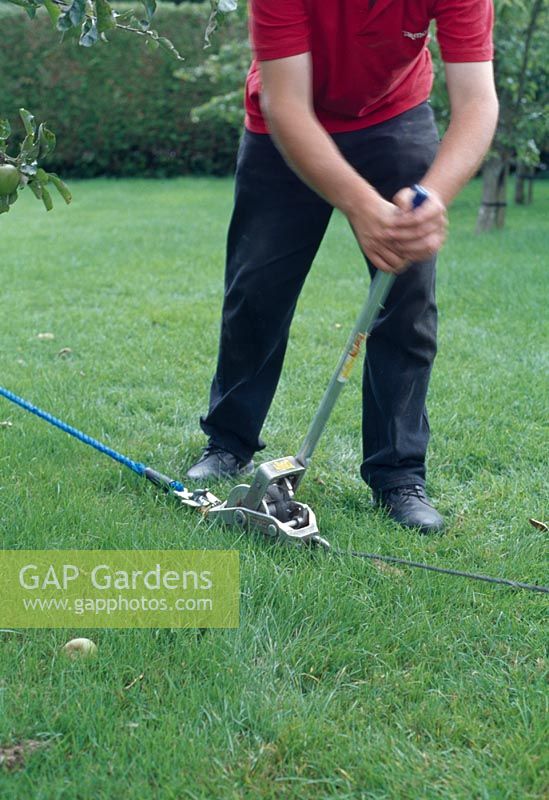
top-left (348, 196), bottom-right (409, 274)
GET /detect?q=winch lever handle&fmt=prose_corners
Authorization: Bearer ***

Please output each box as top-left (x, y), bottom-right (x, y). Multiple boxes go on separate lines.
top-left (296, 184), bottom-right (429, 467)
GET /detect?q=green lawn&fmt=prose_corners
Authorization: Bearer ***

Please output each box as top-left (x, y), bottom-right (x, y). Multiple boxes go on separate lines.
top-left (0, 178), bottom-right (547, 799)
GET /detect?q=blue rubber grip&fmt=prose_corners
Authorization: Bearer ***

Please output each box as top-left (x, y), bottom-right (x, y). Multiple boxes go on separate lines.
top-left (412, 183), bottom-right (429, 208)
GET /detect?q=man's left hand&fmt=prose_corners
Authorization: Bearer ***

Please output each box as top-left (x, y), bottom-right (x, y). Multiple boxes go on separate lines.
top-left (388, 187), bottom-right (448, 263)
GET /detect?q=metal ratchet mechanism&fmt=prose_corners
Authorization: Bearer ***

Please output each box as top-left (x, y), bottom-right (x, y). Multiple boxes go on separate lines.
top-left (206, 185), bottom-right (429, 549)
top-left (206, 456), bottom-right (327, 547)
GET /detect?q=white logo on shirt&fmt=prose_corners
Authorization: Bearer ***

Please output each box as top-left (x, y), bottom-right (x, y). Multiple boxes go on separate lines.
top-left (402, 29), bottom-right (429, 40)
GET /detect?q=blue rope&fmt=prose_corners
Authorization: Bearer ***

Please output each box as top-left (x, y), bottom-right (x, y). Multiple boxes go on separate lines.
top-left (0, 386), bottom-right (185, 492)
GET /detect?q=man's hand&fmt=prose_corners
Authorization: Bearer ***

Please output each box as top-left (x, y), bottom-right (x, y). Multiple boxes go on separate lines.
top-left (349, 189), bottom-right (447, 274)
top-left (348, 197), bottom-right (407, 274)
top-left (388, 187), bottom-right (448, 263)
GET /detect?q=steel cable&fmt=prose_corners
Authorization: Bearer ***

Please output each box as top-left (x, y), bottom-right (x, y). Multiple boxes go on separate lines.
top-left (327, 546), bottom-right (549, 594)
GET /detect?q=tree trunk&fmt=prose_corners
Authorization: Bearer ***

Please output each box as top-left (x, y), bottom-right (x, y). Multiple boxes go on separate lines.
top-left (515, 163), bottom-right (534, 205)
top-left (484, 0), bottom-right (543, 226)
top-left (476, 155), bottom-right (509, 233)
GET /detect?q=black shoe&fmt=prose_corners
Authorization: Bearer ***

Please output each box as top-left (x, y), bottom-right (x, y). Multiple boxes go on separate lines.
top-left (186, 444), bottom-right (254, 481)
top-left (372, 484), bottom-right (444, 534)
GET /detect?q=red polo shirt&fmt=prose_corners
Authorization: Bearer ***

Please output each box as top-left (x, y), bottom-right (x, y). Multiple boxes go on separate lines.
top-left (245, 0), bottom-right (494, 134)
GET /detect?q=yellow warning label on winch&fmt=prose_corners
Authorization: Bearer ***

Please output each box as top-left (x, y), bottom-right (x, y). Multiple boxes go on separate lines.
top-left (272, 458), bottom-right (295, 471)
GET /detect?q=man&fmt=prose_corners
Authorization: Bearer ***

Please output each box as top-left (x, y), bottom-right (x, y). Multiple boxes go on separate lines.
top-left (187, 0), bottom-right (498, 534)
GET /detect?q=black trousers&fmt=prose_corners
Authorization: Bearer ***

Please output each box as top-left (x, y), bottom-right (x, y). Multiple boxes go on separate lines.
top-left (200, 102), bottom-right (440, 492)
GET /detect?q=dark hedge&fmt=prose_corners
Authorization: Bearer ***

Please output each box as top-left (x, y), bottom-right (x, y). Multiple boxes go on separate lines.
top-left (0, 2), bottom-right (247, 177)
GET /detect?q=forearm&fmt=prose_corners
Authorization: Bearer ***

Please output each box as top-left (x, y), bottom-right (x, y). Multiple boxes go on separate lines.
top-left (264, 101), bottom-right (411, 271)
top-left (258, 50), bottom-right (444, 272)
top-left (422, 92), bottom-right (499, 206)
top-left (262, 98), bottom-right (377, 216)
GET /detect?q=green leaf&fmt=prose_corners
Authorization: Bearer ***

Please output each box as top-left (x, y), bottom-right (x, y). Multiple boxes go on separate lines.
top-left (19, 108), bottom-right (36, 137)
top-left (5, 0), bottom-right (38, 15)
top-left (48, 173), bottom-right (72, 205)
top-left (57, 12), bottom-right (73, 31)
top-left (79, 18), bottom-right (99, 47)
top-left (6, 0), bottom-right (32, 6)
top-left (141, 0), bottom-right (156, 22)
top-left (41, 185), bottom-right (53, 211)
top-left (0, 120), bottom-right (10, 143)
top-left (95, 0), bottom-right (116, 33)
top-left (57, 0), bottom-right (86, 32)
top-left (43, 0), bottom-right (61, 24)
top-left (69, 0), bottom-right (86, 26)
top-left (37, 124), bottom-right (57, 159)
top-left (56, 14), bottom-right (72, 32)
top-left (19, 133), bottom-right (39, 162)
top-left (36, 167), bottom-right (50, 183)
top-left (29, 180), bottom-right (43, 200)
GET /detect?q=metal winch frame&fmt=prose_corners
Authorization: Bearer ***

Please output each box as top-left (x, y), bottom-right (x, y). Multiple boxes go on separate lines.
top-left (206, 456), bottom-right (326, 547)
